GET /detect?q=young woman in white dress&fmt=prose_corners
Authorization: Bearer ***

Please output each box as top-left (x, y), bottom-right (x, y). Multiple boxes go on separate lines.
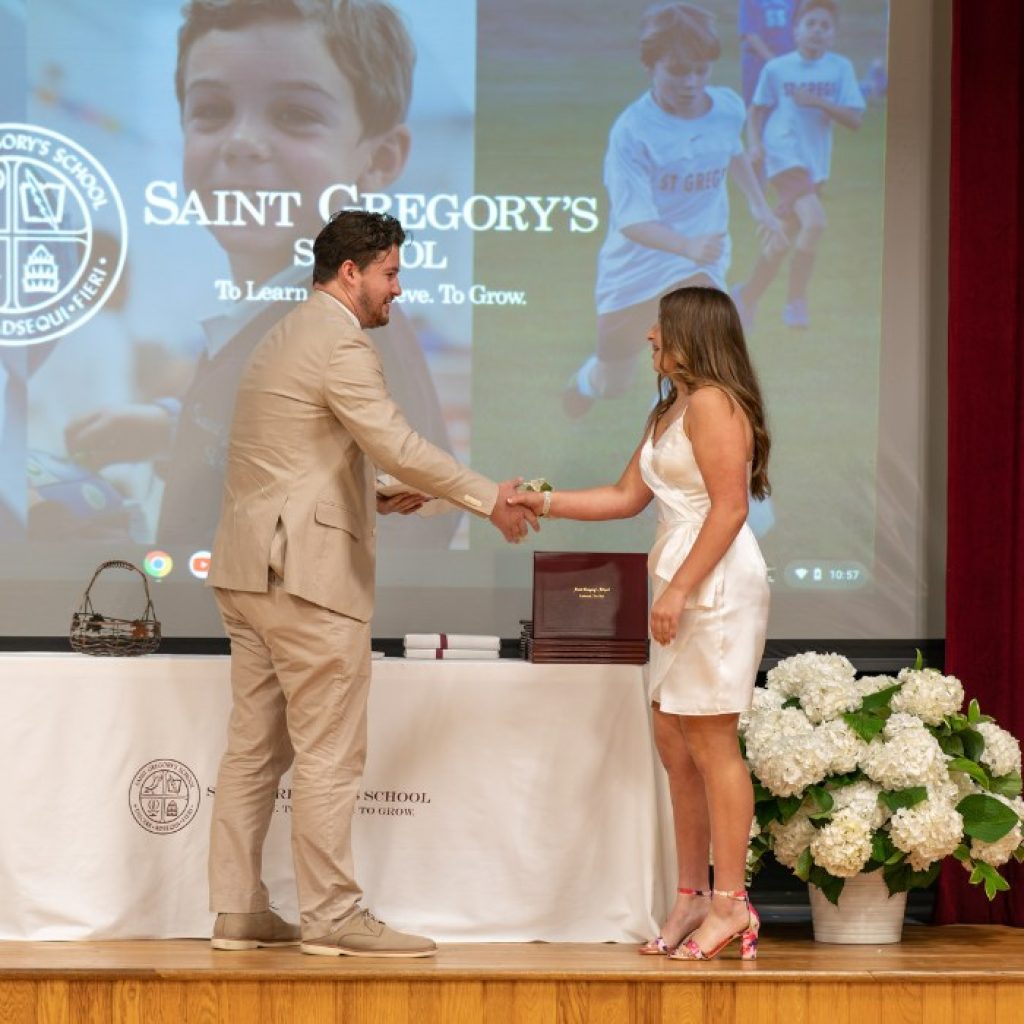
top-left (509, 286), bottom-right (771, 960)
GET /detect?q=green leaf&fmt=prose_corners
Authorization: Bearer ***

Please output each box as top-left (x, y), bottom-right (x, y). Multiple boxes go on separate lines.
top-left (970, 862), bottom-right (1011, 900)
top-left (827, 771), bottom-right (866, 788)
top-left (990, 772), bottom-right (1023, 799)
top-left (794, 847), bottom-right (813, 882)
top-left (914, 649), bottom-right (925, 670)
top-left (807, 786), bottom-right (835, 813)
top-left (843, 710), bottom-right (886, 743)
top-left (907, 862), bottom-right (942, 891)
top-left (947, 757), bottom-right (991, 789)
top-left (755, 801), bottom-right (782, 830)
top-left (778, 795), bottom-right (804, 823)
top-left (884, 848), bottom-right (907, 866)
top-left (879, 786), bottom-right (928, 813)
top-left (883, 860), bottom-right (913, 894)
top-left (872, 832), bottom-right (896, 864)
top-left (860, 683), bottom-right (902, 712)
top-left (782, 696), bottom-right (802, 709)
top-left (808, 866), bottom-right (845, 906)
top-left (961, 728), bottom-right (986, 764)
top-left (967, 699), bottom-right (982, 725)
top-left (958, 793), bottom-right (1020, 843)
top-left (1013, 845), bottom-right (1024, 864)
top-left (753, 782), bottom-right (774, 802)
top-left (952, 844), bottom-right (972, 862)
top-left (938, 733), bottom-right (965, 758)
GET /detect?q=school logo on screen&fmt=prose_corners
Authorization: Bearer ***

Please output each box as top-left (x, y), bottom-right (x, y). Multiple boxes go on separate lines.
top-left (0, 123), bottom-right (127, 347)
top-left (129, 759), bottom-right (200, 835)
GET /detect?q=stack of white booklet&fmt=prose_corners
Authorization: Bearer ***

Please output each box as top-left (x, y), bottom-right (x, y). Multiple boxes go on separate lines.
top-left (403, 634), bottom-right (501, 660)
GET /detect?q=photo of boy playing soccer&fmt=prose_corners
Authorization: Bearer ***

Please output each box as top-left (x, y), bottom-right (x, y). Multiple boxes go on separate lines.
top-left (562, 1), bottom-right (785, 419)
top-left (731, 0), bottom-right (865, 331)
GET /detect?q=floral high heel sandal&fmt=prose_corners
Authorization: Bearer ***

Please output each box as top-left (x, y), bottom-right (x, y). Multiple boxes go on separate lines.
top-left (638, 887), bottom-right (708, 955)
top-left (667, 888), bottom-right (760, 961)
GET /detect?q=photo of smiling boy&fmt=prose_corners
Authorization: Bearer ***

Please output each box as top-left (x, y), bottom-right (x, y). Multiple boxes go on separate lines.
top-left (732, 0), bottom-right (865, 330)
top-left (63, 0), bottom-right (460, 548)
top-left (562, 1), bottom-right (784, 419)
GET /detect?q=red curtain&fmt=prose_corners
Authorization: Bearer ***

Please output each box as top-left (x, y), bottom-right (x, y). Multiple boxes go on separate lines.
top-left (934, 0), bottom-right (1024, 924)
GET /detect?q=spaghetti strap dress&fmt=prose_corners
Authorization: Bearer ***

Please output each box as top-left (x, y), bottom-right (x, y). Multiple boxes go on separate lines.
top-left (639, 411), bottom-right (770, 715)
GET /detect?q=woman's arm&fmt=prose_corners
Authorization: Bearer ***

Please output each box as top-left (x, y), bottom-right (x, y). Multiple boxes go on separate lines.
top-left (507, 437), bottom-right (654, 522)
top-left (649, 389), bottom-right (751, 645)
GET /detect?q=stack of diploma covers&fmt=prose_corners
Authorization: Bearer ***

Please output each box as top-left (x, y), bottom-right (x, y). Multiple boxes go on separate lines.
top-left (521, 551), bottom-right (649, 664)
top-left (403, 634), bottom-right (501, 660)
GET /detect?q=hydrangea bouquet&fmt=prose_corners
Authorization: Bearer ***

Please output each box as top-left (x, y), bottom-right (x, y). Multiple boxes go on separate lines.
top-left (741, 652), bottom-right (1024, 904)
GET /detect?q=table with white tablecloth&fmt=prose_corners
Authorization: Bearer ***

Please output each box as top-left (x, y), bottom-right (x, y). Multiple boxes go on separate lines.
top-left (0, 654), bottom-right (674, 942)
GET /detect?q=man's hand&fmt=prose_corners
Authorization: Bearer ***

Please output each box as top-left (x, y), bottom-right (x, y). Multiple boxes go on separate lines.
top-left (376, 491), bottom-right (426, 515)
top-left (489, 478), bottom-right (540, 543)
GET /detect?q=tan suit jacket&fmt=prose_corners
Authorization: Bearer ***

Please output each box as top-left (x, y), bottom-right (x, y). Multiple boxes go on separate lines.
top-left (207, 289), bottom-right (498, 621)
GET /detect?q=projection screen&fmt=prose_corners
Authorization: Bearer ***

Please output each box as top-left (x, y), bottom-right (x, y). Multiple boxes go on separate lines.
top-left (0, 0), bottom-right (947, 642)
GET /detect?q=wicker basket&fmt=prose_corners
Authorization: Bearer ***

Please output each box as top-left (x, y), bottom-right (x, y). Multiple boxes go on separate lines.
top-left (69, 560), bottom-right (162, 656)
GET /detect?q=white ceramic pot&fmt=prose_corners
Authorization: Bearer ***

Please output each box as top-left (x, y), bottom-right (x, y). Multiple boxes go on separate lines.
top-left (808, 870), bottom-right (908, 944)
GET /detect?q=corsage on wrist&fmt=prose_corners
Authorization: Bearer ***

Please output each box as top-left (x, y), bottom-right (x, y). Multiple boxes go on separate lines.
top-left (517, 478), bottom-right (554, 518)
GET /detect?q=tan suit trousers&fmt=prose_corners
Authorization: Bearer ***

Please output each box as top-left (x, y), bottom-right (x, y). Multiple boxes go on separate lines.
top-left (209, 577), bottom-right (371, 936)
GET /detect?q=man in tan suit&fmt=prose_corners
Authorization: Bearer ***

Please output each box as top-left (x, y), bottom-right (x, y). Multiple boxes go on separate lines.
top-left (206, 210), bottom-right (536, 957)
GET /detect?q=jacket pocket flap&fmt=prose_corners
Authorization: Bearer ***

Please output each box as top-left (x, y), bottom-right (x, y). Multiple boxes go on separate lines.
top-left (314, 501), bottom-right (360, 538)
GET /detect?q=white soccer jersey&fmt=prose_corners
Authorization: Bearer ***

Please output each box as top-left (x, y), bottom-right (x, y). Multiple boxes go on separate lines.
top-left (595, 86), bottom-right (745, 315)
top-left (753, 50), bottom-right (865, 184)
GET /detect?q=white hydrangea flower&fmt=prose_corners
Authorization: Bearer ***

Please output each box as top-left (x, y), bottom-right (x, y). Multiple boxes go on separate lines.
top-left (969, 795), bottom-right (1024, 867)
top-left (799, 674), bottom-right (863, 724)
top-left (888, 798), bottom-right (964, 871)
top-left (857, 674), bottom-right (901, 698)
top-left (860, 716), bottom-right (948, 789)
top-left (977, 721), bottom-right (1023, 778)
top-left (740, 687), bottom-right (785, 733)
top-left (744, 706), bottom-right (813, 761)
top-left (765, 652), bottom-right (856, 701)
top-left (816, 719), bottom-right (869, 774)
top-left (747, 713), bottom-right (830, 798)
top-left (830, 780), bottom-right (889, 829)
top-left (768, 813), bottom-right (817, 869)
top-left (949, 770), bottom-right (982, 803)
top-left (928, 777), bottom-right (963, 806)
top-left (809, 809), bottom-right (873, 877)
top-left (891, 668), bottom-right (965, 725)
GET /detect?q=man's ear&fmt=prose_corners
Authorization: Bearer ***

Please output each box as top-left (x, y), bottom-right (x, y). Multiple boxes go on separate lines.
top-left (337, 259), bottom-right (360, 286)
top-left (356, 124), bottom-right (411, 191)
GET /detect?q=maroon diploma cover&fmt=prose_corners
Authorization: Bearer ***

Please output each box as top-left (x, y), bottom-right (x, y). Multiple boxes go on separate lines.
top-left (529, 552), bottom-right (649, 662)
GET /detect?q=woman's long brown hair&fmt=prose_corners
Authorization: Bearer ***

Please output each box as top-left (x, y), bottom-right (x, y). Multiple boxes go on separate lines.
top-left (647, 286), bottom-right (772, 499)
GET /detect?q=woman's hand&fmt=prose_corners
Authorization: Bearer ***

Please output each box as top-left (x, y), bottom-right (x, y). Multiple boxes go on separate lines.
top-left (505, 490), bottom-right (546, 516)
top-left (650, 586), bottom-right (687, 646)
top-left (376, 491), bottom-right (426, 515)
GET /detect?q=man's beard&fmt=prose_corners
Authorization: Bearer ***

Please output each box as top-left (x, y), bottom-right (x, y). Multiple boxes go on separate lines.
top-left (356, 289), bottom-right (390, 329)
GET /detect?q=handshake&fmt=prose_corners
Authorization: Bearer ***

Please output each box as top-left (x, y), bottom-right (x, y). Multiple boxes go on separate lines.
top-left (376, 476), bottom-right (552, 544)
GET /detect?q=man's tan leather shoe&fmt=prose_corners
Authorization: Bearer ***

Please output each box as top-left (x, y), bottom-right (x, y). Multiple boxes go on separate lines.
top-left (301, 908), bottom-right (437, 958)
top-left (211, 910), bottom-right (301, 950)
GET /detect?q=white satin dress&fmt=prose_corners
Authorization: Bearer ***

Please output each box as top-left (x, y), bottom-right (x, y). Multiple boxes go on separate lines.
top-left (639, 412), bottom-right (770, 715)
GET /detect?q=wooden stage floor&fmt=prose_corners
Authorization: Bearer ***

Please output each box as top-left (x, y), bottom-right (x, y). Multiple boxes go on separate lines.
top-left (2, 923), bottom-right (1023, 1023)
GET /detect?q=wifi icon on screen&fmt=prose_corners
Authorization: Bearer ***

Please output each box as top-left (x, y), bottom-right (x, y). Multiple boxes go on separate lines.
top-left (793, 567), bottom-right (809, 580)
